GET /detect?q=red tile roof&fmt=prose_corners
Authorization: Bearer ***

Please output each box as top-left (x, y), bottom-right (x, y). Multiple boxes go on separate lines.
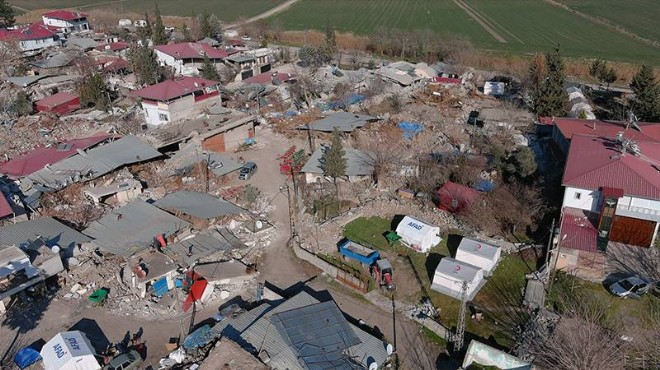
top-left (0, 193), bottom-right (12, 218)
top-left (554, 117), bottom-right (660, 143)
top-left (42, 10), bottom-right (87, 21)
top-left (562, 134), bottom-right (660, 199)
top-left (0, 22), bottom-right (56, 41)
top-left (155, 42), bottom-right (237, 59)
top-left (130, 77), bottom-right (220, 102)
top-left (95, 41), bottom-right (130, 52)
top-left (0, 134), bottom-right (111, 178)
top-left (36, 92), bottom-right (79, 108)
top-left (243, 72), bottom-right (295, 85)
top-left (559, 207), bottom-right (598, 253)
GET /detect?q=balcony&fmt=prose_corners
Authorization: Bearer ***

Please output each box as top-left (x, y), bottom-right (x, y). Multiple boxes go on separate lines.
top-left (616, 204), bottom-right (660, 222)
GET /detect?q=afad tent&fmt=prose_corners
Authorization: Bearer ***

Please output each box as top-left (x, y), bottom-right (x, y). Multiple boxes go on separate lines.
top-left (394, 216), bottom-right (441, 253)
top-left (431, 258), bottom-right (485, 300)
top-left (40, 331), bottom-right (101, 370)
top-left (455, 238), bottom-right (501, 275)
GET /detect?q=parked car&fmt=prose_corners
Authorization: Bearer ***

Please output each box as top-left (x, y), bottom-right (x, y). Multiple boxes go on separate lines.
top-left (239, 161), bottom-right (257, 180)
top-left (104, 350), bottom-right (142, 370)
top-left (608, 276), bottom-right (651, 298)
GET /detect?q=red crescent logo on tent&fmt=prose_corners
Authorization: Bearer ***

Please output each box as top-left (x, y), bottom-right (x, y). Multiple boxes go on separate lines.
top-left (455, 265), bottom-right (461, 271)
top-left (476, 243), bottom-right (482, 250)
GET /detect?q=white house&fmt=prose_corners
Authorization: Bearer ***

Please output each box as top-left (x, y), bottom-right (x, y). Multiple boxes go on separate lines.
top-left (42, 10), bottom-right (89, 34)
top-left (0, 23), bottom-right (60, 52)
top-left (130, 76), bottom-right (223, 126)
top-left (559, 134), bottom-right (660, 255)
top-left (227, 48), bottom-right (273, 81)
top-left (155, 42), bottom-right (237, 76)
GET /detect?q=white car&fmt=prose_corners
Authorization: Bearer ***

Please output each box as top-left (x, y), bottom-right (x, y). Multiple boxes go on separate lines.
top-left (608, 276), bottom-right (651, 298)
top-left (242, 35), bottom-right (252, 41)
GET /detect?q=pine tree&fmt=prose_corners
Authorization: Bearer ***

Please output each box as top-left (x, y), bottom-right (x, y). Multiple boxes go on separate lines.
top-left (0, 0), bottom-right (15, 27)
top-left (78, 73), bottom-right (110, 111)
top-left (322, 128), bottom-right (347, 195)
top-left (324, 24), bottom-right (337, 56)
top-left (199, 11), bottom-right (212, 39)
top-left (152, 4), bottom-right (167, 45)
top-left (199, 53), bottom-right (221, 81)
top-left (138, 12), bottom-right (152, 41)
top-left (535, 45), bottom-right (568, 117)
top-left (527, 53), bottom-right (546, 115)
top-left (630, 65), bottom-right (660, 122)
top-left (180, 22), bottom-right (193, 42)
top-left (589, 60), bottom-right (606, 83)
top-left (128, 46), bottom-right (160, 86)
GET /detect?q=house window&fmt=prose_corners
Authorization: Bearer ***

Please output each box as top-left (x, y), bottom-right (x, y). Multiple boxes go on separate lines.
top-left (158, 113), bottom-right (168, 121)
top-left (574, 192), bottom-right (582, 200)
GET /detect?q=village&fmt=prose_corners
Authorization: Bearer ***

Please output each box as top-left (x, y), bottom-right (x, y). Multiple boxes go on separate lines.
top-left (0, 5), bottom-right (658, 370)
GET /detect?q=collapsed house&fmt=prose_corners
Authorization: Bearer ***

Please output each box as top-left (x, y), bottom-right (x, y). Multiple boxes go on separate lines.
top-left (83, 200), bottom-right (191, 258)
top-left (154, 191), bottom-right (245, 228)
top-left (300, 146), bottom-right (374, 184)
top-left (211, 290), bottom-right (391, 369)
top-left (296, 112), bottom-right (379, 133)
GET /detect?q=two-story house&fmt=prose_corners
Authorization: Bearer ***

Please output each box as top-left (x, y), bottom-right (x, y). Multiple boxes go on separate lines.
top-left (558, 133), bottom-right (660, 267)
top-left (42, 10), bottom-right (89, 34)
top-left (130, 76), bottom-right (223, 126)
top-left (0, 23), bottom-right (60, 52)
top-left (155, 42), bottom-right (237, 76)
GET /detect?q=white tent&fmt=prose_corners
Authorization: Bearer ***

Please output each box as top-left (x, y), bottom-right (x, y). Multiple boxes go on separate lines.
top-left (431, 258), bottom-right (485, 300)
top-left (455, 238), bottom-right (501, 274)
top-left (41, 331), bottom-right (101, 370)
top-left (395, 216), bottom-right (441, 253)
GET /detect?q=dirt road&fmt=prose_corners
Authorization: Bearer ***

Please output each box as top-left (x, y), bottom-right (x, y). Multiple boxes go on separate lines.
top-left (223, 0), bottom-right (300, 30)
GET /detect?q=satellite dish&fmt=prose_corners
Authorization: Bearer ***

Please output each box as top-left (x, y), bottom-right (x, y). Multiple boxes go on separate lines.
top-left (386, 343), bottom-right (394, 355)
top-left (255, 220), bottom-right (263, 229)
top-left (51, 245), bottom-right (60, 254)
top-left (369, 363), bottom-right (378, 370)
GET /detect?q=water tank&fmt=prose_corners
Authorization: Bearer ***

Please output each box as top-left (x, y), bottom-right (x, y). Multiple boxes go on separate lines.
top-left (51, 245), bottom-right (60, 254)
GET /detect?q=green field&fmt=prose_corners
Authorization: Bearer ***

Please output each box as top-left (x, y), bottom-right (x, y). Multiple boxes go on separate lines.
top-left (557, 0), bottom-right (660, 44)
top-left (270, 0), bottom-right (660, 63)
top-left (10, 0), bottom-right (286, 22)
top-left (11, 0), bottom-right (659, 63)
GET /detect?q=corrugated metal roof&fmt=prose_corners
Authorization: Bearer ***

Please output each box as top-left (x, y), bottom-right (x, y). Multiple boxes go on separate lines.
top-left (28, 136), bottom-right (162, 190)
top-left (130, 76), bottom-right (220, 102)
top-left (83, 200), bottom-right (190, 257)
top-left (36, 92), bottom-right (79, 108)
top-left (165, 142), bottom-right (242, 177)
top-left (271, 300), bottom-right (362, 369)
top-left (301, 146), bottom-right (374, 177)
top-left (555, 118), bottom-right (660, 143)
top-left (0, 193), bottom-right (13, 218)
top-left (154, 191), bottom-right (244, 220)
top-left (0, 217), bottom-right (91, 252)
top-left (0, 135), bottom-right (110, 178)
top-left (297, 112), bottom-right (378, 133)
top-left (213, 291), bottom-right (389, 370)
top-left (165, 229), bottom-right (246, 266)
top-left (559, 207), bottom-right (598, 253)
top-left (562, 135), bottom-right (660, 199)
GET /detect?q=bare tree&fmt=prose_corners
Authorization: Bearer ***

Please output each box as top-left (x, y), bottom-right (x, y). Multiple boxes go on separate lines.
top-left (530, 292), bottom-right (629, 370)
top-left (355, 130), bottom-right (405, 187)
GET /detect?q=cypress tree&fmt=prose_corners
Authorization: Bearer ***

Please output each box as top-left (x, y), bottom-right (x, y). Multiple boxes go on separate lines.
top-left (630, 65), bottom-right (660, 121)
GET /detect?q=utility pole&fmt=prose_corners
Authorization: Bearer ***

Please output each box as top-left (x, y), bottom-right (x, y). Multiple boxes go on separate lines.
top-left (453, 281), bottom-right (468, 352)
top-left (391, 292), bottom-right (397, 353)
top-left (544, 218), bottom-right (555, 270)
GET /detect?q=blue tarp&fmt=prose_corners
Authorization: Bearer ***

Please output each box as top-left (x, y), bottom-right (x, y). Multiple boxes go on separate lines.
top-left (183, 325), bottom-right (215, 350)
top-left (152, 277), bottom-right (169, 297)
top-left (474, 179), bottom-right (496, 192)
top-left (327, 94), bottom-right (366, 110)
top-left (398, 121), bottom-right (424, 140)
top-left (14, 347), bottom-right (41, 369)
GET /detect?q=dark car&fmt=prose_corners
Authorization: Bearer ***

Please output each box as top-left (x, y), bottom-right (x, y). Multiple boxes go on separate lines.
top-left (103, 350), bottom-right (142, 370)
top-left (608, 276), bottom-right (651, 298)
top-left (239, 161), bottom-right (257, 180)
